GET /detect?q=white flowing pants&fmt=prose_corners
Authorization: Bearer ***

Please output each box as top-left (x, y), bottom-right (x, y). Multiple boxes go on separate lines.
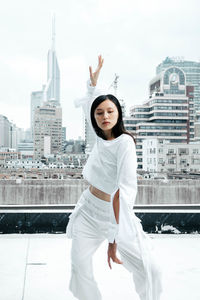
top-left (67, 187), bottom-right (162, 300)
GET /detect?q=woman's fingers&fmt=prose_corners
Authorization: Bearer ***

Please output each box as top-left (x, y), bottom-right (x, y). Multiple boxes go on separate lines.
top-left (89, 66), bottom-right (93, 77)
top-left (107, 253), bottom-right (123, 269)
top-left (97, 55), bottom-right (104, 70)
top-left (89, 55), bottom-right (104, 86)
top-left (108, 256), bottom-right (112, 269)
top-left (114, 257), bottom-right (123, 264)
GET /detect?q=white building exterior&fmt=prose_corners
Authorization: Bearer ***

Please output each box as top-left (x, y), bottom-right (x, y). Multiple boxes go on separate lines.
top-left (34, 104), bottom-right (62, 160)
top-left (0, 115), bottom-right (22, 149)
top-left (30, 90), bottom-right (43, 138)
top-left (85, 120), bottom-right (96, 154)
top-left (0, 115), bottom-right (10, 147)
top-left (44, 136), bottom-right (51, 157)
top-left (0, 148), bottom-right (20, 166)
top-left (17, 142), bottom-right (34, 159)
top-left (124, 66), bottom-right (195, 170)
top-left (143, 138), bottom-right (200, 173)
top-left (5, 160), bottom-right (46, 169)
top-left (194, 111), bottom-right (200, 141)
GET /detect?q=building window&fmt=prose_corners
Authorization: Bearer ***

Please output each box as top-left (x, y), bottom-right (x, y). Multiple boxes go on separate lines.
top-left (192, 159), bottom-right (200, 165)
top-left (168, 149), bottom-right (175, 154)
top-left (180, 159), bottom-right (187, 164)
top-left (178, 148), bottom-right (189, 155)
top-left (168, 159), bottom-right (175, 164)
top-left (193, 149), bottom-right (199, 154)
top-left (168, 168), bottom-right (175, 172)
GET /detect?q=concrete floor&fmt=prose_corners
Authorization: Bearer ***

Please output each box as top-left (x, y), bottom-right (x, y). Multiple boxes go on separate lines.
top-left (0, 234), bottom-right (200, 300)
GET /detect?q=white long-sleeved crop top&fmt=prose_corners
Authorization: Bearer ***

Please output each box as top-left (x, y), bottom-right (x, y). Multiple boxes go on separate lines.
top-left (74, 80), bottom-right (138, 244)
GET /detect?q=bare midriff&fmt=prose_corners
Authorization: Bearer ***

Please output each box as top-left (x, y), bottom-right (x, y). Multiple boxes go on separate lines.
top-left (89, 185), bottom-right (111, 202)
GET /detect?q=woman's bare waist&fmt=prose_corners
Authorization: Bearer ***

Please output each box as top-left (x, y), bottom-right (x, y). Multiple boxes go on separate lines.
top-left (89, 185), bottom-right (111, 202)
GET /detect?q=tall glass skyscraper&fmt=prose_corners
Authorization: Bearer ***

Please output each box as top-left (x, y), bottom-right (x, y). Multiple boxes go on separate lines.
top-left (43, 15), bottom-right (60, 106)
top-left (156, 57), bottom-right (200, 112)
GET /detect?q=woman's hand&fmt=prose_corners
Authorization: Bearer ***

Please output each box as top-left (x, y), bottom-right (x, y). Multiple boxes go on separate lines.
top-left (107, 242), bottom-right (123, 269)
top-left (89, 55), bottom-right (104, 87)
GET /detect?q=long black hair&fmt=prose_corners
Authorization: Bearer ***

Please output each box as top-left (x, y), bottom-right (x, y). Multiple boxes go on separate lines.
top-left (90, 94), bottom-right (135, 142)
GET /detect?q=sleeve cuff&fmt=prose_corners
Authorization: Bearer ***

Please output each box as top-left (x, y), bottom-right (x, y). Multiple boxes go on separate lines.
top-left (107, 223), bottom-right (119, 243)
top-left (87, 79), bottom-right (96, 94)
top-left (73, 79), bottom-right (96, 108)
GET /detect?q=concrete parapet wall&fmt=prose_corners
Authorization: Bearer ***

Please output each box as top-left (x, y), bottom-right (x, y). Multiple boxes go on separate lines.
top-left (137, 179), bottom-right (200, 205)
top-left (0, 179), bottom-right (199, 205)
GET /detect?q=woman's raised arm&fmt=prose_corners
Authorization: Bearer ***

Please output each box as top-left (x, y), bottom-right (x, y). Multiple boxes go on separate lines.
top-left (89, 55), bottom-right (104, 87)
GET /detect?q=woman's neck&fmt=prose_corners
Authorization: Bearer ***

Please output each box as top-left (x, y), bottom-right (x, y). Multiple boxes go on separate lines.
top-left (103, 130), bottom-right (115, 140)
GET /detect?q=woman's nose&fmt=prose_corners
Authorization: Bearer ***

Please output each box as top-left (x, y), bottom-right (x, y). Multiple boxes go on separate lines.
top-left (103, 112), bottom-right (109, 118)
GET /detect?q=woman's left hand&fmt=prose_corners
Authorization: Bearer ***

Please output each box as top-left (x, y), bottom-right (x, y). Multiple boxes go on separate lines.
top-left (107, 242), bottom-right (123, 269)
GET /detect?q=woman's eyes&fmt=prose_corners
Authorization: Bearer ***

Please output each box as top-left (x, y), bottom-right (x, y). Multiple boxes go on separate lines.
top-left (96, 111), bottom-right (113, 115)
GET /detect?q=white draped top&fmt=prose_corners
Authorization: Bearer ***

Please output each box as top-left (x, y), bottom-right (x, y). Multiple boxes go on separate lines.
top-left (74, 80), bottom-right (139, 244)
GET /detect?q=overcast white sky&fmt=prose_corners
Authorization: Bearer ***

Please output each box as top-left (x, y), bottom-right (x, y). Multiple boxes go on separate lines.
top-left (1, 0), bottom-right (200, 139)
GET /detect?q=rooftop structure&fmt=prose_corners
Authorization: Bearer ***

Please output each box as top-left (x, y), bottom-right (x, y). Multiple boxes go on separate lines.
top-left (156, 57), bottom-right (200, 113)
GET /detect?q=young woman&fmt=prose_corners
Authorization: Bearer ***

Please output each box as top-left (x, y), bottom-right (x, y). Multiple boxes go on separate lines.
top-left (66, 55), bottom-right (162, 300)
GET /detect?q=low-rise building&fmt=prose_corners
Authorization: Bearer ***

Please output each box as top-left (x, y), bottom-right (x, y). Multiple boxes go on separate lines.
top-left (0, 148), bottom-right (21, 168)
top-left (5, 159), bottom-right (46, 169)
top-left (142, 138), bottom-right (200, 173)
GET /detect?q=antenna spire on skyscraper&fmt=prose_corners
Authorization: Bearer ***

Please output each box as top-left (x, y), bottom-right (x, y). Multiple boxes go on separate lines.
top-left (52, 13), bottom-right (56, 51)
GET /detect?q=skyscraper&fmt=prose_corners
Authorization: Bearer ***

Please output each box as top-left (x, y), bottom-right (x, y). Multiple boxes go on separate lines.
top-left (43, 15), bottom-right (60, 106)
top-left (30, 90), bottom-right (43, 138)
top-left (31, 16), bottom-right (61, 140)
top-left (156, 57), bottom-right (200, 113)
top-left (0, 115), bottom-right (10, 148)
top-left (32, 16), bottom-right (62, 160)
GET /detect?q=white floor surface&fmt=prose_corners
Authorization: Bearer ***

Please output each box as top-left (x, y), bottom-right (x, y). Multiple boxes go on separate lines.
top-left (0, 233), bottom-right (199, 300)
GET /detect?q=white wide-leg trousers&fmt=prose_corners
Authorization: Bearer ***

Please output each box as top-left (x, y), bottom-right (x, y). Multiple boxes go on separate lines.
top-left (67, 187), bottom-right (162, 300)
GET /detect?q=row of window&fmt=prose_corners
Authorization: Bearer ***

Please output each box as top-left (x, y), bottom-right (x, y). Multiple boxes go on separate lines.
top-left (152, 112), bottom-right (187, 117)
top-left (149, 99), bottom-right (188, 104)
top-left (147, 158), bottom-right (200, 165)
top-left (167, 148), bottom-right (199, 154)
top-left (139, 132), bottom-right (186, 136)
top-left (138, 126), bottom-right (187, 130)
top-left (167, 159), bottom-right (200, 165)
top-left (164, 90), bottom-right (185, 95)
top-left (133, 112), bottom-right (188, 118)
top-left (125, 119), bottom-right (188, 125)
top-left (134, 106), bottom-right (188, 112)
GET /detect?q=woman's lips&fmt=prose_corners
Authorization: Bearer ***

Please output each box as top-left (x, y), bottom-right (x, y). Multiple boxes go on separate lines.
top-left (102, 122), bottom-right (110, 125)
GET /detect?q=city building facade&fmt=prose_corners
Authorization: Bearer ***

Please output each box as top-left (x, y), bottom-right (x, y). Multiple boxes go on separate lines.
top-left (17, 142), bottom-right (34, 159)
top-left (156, 57), bottom-right (200, 113)
top-left (30, 90), bottom-right (43, 138)
top-left (0, 148), bottom-right (20, 166)
top-left (194, 111), bottom-right (200, 141)
top-left (0, 115), bottom-right (11, 148)
top-left (124, 66), bottom-right (195, 169)
top-left (0, 115), bottom-right (21, 149)
top-left (34, 104), bottom-right (62, 159)
top-left (142, 138), bottom-right (200, 173)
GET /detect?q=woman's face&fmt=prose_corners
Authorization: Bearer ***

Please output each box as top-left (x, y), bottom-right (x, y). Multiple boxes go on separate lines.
top-left (94, 99), bottom-right (119, 134)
